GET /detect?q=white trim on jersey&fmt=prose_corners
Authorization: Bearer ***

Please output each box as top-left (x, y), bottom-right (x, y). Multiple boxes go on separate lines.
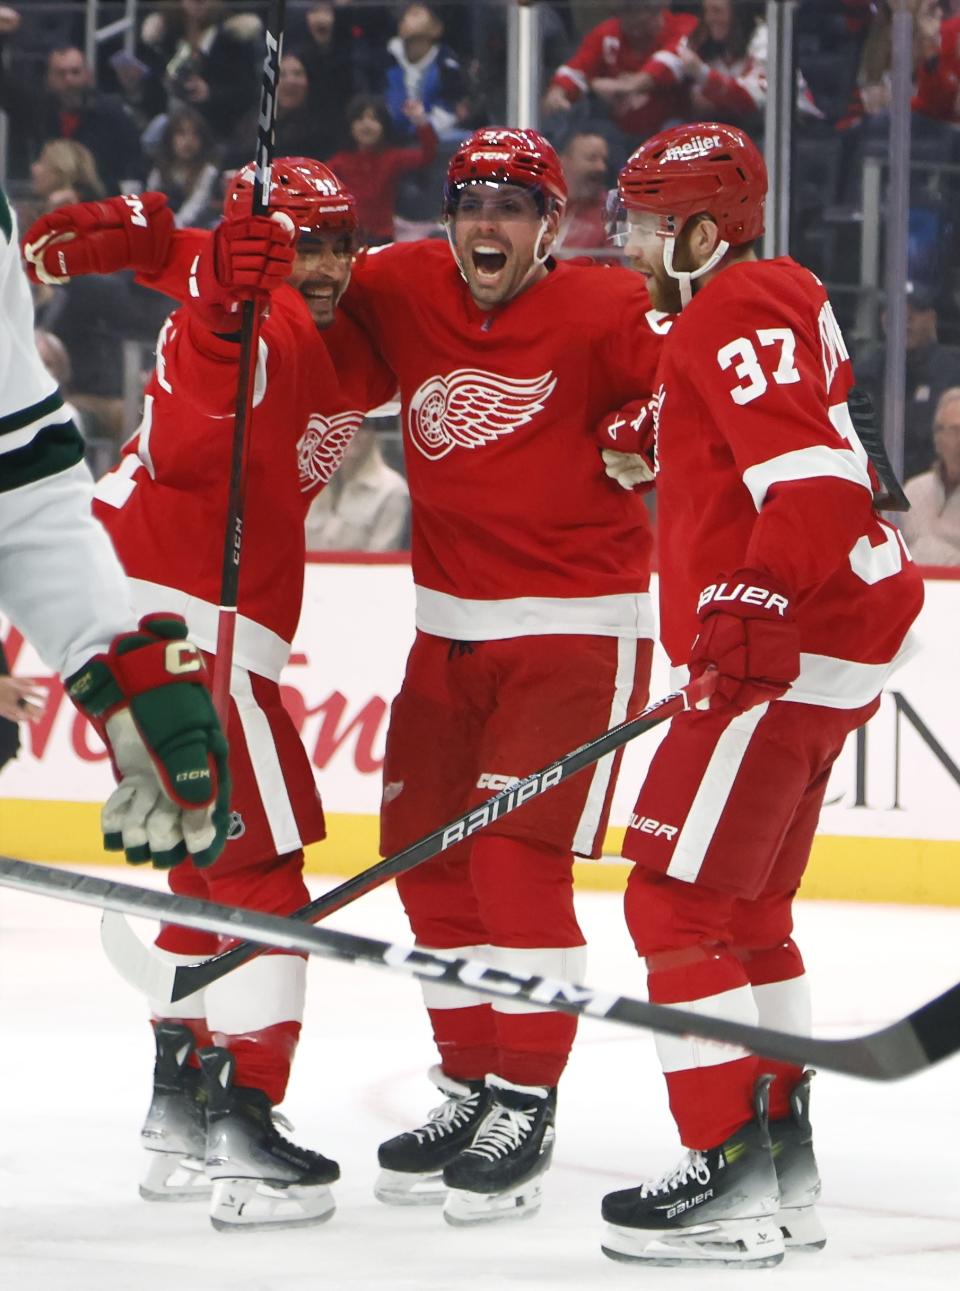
top-left (555, 64), bottom-right (588, 93)
top-left (741, 443), bottom-right (872, 510)
top-left (414, 587), bottom-right (654, 642)
top-left (573, 636), bottom-right (638, 856)
top-left (670, 635), bottom-right (919, 712)
top-left (229, 663), bottom-right (304, 856)
top-left (0, 400), bottom-right (77, 457)
top-left (652, 982), bottom-right (755, 1073)
top-left (666, 703), bottom-right (769, 884)
top-left (786, 637), bottom-right (919, 708)
top-left (124, 577), bottom-right (291, 680)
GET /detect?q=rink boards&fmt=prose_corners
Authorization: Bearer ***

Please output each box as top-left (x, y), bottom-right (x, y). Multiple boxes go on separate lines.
top-left (2, 559), bottom-right (958, 906)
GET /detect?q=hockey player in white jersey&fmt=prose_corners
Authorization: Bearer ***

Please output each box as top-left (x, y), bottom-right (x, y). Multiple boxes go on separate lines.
top-left (0, 182), bottom-right (228, 867)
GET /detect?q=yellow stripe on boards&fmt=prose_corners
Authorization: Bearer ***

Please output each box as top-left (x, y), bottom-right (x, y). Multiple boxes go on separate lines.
top-left (2, 800), bottom-right (958, 907)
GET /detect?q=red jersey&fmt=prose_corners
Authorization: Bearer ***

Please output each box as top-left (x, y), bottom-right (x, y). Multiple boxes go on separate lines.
top-left (914, 16), bottom-right (960, 125)
top-left (93, 230), bottom-right (394, 677)
top-left (550, 13), bottom-right (696, 137)
top-left (332, 240), bottom-right (668, 642)
top-left (653, 257), bottom-right (923, 708)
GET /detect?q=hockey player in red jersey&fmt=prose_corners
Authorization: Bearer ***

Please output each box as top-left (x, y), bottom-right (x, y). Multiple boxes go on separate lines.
top-left (22, 161), bottom-right (395, 1231)
top-left (327, 127), bottom-right (669, 1224)
top-left (598, 124), bottom-right (924, 1267)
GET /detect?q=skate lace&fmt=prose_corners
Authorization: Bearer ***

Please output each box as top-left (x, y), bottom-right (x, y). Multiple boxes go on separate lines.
top-left (462, 1104), bottom-right (535, 1162)
top-left (411, 1091), bottom-right (481, 1144)
top-left (639, 1150), bottom-right (710, 1199)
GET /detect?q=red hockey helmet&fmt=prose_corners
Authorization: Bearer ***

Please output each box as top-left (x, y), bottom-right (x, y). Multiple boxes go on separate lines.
top-left (443, 128), bottom-right (568, 219)
top-left (618, 123), bottom-right (766, 246)
top-left (224, 157), bottom-right (357, 237)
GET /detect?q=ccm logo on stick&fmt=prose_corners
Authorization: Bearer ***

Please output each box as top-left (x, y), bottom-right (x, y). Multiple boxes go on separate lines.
top-left (697, 582), bottom-right (789, 616)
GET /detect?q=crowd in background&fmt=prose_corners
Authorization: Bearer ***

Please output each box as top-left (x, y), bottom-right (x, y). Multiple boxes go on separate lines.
top-left (0, 0), bottom-right (958, 564)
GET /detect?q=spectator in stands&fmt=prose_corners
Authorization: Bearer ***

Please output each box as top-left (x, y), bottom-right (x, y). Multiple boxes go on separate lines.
top-left (849, 0), bottom-right (941, 120)
top-left (326, 94), bottom-right (437, 246)
top-left (145, 104), bottom-right (221, 229)
top-left (107, 46), bottom-right (168, 135)
top-left (674, 0), bottom-right (823, 127)
top-left (0, 44), bottom-right (145, 190)
top-left (384, 3), bottom-right (468, 143)
top-left (902, 386), bottom-right (960, 564)
top-left (298, 0), bottom-right (392, 101)
top-left (30, 139), bottom-right (106, 208)
top-left (855, 281), bottom-right (960, 481)
top-left (913, 7), bottom-right (960, 123)
top-left (273, 51), bottom-right (332, 161)
top-left (558, 129), bottom-right (612, 254)
top-left (305, 423), bottom-right (410, 553)
top-left (542, 1), bottom-right (696, 155)
top-left (294, 1), bottom-right (388, 138)
top-left (142, 0), bottom-right (260, 152)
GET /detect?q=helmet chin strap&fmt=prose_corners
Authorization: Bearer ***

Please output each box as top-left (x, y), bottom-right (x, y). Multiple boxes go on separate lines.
top-left (662, 232), bottom-right (729, 308)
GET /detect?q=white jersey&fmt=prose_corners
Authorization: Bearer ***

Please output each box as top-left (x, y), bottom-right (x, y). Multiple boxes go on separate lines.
top-left (0, 186), bottom-right (134, 678)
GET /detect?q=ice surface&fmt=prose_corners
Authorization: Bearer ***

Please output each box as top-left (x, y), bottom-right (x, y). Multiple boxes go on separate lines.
top-left (1, 869), bottom-right (958, 1290)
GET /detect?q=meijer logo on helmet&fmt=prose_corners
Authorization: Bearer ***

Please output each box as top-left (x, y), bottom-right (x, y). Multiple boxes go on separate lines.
top-left (662, 135), bottom-right (723, 163)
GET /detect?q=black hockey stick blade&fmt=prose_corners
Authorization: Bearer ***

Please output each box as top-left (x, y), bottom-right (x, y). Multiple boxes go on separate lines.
top-left (4, 856), bottom-right (958, 1081)
top-left (847, 386), bottom-right (911, 512)
top-left (113, 672), bottom-right (714, 1005)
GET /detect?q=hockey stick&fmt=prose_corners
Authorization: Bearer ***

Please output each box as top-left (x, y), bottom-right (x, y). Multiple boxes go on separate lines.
top-left (5, 857), bottom-right (959, 1081)
top-left (100, 673), bottom-right (714, 1005)
top-left (847, 386), bottom-right (911, 513)
top-left (211, 0), bottom-right (286, 724)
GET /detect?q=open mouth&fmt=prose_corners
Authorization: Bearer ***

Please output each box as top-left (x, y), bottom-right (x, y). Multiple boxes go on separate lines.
top-left (471, 245), bottom-right (508, 279)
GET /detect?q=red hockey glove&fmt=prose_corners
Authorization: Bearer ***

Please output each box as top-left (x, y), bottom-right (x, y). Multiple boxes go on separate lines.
top-left (22, 191), bottom-right (174, 285)
top-left (594, 400), bottom-right (656, 490)
top-left (66, 614), bottom-right (230, 869)
top-left (689, 568), bottom-right (800, 714)
top-left (185, 210), bottom-right (297, 333)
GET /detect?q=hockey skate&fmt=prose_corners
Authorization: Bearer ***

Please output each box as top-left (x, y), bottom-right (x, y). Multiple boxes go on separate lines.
top-left (375, 1066), bottom-right (492, 1205)
top-left (601, 1077), bottom-right (784, 1268)
top-left (771, 1070), bottom-right (827, 1250)
top-left (198, 1046), bottom-right (339, 1232)
top-left (442, 1075), bottom-right (556, 1226)
top-left (139, 1022), bottom-right (211, 1202)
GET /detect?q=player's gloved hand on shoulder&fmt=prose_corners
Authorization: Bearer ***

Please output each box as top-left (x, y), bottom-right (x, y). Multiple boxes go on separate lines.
top-left (66, 614), bottom-right (230, 869)
top-left (22, 191), bottom-right (173, 285)
top-left (185, 209), bottom-right (297, 333)
top-left (594, 400), bottom-right (656, 490)
top-left (689, 568), bottom-right (800, 714)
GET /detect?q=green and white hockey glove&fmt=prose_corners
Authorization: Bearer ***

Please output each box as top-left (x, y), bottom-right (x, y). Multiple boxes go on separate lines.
top-left (66, 614), bottom-right (230, 869)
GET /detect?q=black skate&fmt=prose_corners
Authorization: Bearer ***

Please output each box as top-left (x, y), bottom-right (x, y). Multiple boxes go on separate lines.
top-left (771, 1069), bottom-right (826, 1250)
top-left (442, 1075), bottom-right (556, 1226)
top-left (139, 1022), bottom-right (211, 1202)
top-left (601, 1076), bottom-right (784, 1267)
top-left (375, 1065), bottom-right (493, 1206)
top-left (198, 1046), bottom-right (339, 1232)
